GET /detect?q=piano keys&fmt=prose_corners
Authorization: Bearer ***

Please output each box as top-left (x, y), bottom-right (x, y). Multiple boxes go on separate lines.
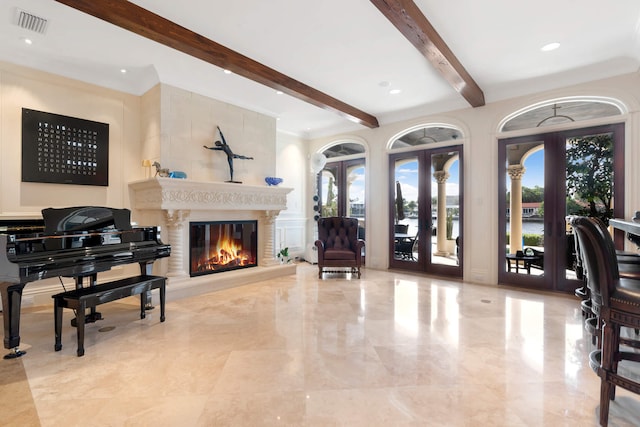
top-left (0, 206), bottom-right (170, 358)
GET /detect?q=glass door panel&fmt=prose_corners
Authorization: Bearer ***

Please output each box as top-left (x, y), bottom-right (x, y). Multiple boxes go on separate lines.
top-left (431, 152), bottom-right (460, 267)
top-left (562, 128), bottom-right (618, 290)
top-left (499, 139), bottom-right (546, 287)
top-left (346, 162), bottom-right (365, 239)
top-left (320, 167), bottom-right (338, 217)
top-left (392, 156), bottom-right (420, 264)
top-left (346, 163), bottom-right (365, 217)
top-left (318, 158), bottom-right (366, 252)
top-left (389, 146), bottom-right (463, 277)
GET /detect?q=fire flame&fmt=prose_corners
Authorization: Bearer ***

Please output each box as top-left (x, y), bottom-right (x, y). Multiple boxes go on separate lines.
top-left (214, 234), bottom-right (246, 265)
top-left (194, 226), bottom-right (253, 272)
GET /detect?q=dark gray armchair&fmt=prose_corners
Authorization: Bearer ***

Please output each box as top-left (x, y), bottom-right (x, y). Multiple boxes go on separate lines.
top-left (315, 217), bottom-right (365, 278)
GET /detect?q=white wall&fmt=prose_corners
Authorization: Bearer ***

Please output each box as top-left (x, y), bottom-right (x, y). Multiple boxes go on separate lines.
top-left (155, 84), bottom-right (276, 185)
top-left (0, 61), bottom-right (142, 216)
top-left (0, 61), bottom-right (144, 304)
top-left (275, 132), bottom-right (307, 260)
top-left (307, 71), bottom-right (640, 286)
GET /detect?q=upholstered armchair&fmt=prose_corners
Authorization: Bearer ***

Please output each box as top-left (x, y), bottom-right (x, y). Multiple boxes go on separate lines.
top-left (315, 217), bottom-right (365, 278)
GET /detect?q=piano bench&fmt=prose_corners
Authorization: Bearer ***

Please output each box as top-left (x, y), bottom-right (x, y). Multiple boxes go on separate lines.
top-left (52, 275), bottom-right (166, 357)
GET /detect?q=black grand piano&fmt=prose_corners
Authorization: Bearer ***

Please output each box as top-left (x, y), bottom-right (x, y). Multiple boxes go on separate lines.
top-left (0, 206), bottom-right (171, 358)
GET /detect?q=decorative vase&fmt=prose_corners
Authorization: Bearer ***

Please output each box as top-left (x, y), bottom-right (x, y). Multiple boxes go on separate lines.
top-left (265, 177), bottom-right (283, 186)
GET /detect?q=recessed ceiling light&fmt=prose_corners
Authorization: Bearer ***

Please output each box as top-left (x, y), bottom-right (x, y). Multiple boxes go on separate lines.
top-left (541, 42), bottom-right (560, 52)
top-left (389, 89), bottom-right (402, 95)
top-left (223, 69), bottom-right (232, 74)
top-left (120, 68), bottom-right (127, 74)
top-left (22, 37), bottom-right (32, 45)
top-left (276, 90), bottom-right (283, 95)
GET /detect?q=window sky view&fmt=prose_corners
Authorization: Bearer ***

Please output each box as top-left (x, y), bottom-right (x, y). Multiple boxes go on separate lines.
top-left (395, 159), bottom-right (460, 203)
top-left (325, 149), bottom-right (544, 208)
top-left (392, 150), bottom-right (543, 204)
top-left (522, 150), bottom-right (544, 189)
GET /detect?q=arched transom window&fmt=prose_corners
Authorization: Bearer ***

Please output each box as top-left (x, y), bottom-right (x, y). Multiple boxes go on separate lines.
top-left (391, 126), bottom-right (463, 149)
top-left (501, 100), bottom-right (623, 132)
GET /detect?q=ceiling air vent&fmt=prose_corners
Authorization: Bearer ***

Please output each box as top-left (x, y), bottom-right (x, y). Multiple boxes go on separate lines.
top-left (14, 9), bottom-right (48, 34)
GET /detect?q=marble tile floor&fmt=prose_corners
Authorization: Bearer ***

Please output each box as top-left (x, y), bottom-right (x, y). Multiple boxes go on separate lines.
top-left (1, 263), bottom-right (640, 426)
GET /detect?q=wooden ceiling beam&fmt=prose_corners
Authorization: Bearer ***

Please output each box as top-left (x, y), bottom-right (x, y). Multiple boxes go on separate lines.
top-left (370, 0), bottom-right (485, 107)
top-left (54, 0), bottom-right (379, 128)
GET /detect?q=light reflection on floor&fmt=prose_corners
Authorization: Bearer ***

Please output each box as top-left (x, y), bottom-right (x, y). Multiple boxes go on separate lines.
top-left (1, 263), bottom-right (639, 426)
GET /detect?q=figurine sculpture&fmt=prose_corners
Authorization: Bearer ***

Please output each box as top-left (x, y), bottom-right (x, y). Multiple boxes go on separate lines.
top-left (151, 161), bottom-right (186, 179)
top-left (204, 126), bottom-right (253, 183)
top-left (152, 161), bottom-right (170, 177)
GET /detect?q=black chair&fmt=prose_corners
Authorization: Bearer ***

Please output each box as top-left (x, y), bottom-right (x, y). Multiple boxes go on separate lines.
top-left (569, 216), bottom-right (640, 426)
top-left (522, 247), bottom-right (544, 271)
top-left (315, 217), bottom-right (365, 278)
top-left (569, 216), bottom-right (640, 329)
top-left (395, 231), bottom-right (418, 260)
top-left (394, 224), bottom-right (417, 260)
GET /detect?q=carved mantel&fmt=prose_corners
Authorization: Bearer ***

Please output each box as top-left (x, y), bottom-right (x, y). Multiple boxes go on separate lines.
top-left (130, 177), bottom-right (291, 211)
top-left (129, 178), bottom-right (292, 278)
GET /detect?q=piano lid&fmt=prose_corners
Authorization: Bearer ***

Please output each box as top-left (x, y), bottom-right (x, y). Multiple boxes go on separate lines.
top-left (41, 206), bottom-right (133, 235)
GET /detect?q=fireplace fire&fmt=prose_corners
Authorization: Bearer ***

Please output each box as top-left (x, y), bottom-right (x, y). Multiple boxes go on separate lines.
top-left (189, 221), bottom-right (257, 276)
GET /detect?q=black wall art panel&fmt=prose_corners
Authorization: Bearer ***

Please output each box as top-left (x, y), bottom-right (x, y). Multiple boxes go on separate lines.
top-left (21, 108), bottom-right (109, 186)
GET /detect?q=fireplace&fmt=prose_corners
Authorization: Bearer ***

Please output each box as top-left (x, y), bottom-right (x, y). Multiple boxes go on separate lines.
top-left (189, 220), bottom-right (257, 276)
top-left (129, 178), bottom-right (294, 283)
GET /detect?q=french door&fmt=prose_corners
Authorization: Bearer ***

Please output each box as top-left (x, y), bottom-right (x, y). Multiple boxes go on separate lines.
top-left (319, 157), bottom-right (366, 236)
top-left (498, 123), bottom-right (624, 292)
top-left (389, 145), bottom-right (463, 278)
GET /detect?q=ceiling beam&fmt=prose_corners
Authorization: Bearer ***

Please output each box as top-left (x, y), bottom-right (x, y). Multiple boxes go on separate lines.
top-left (54, 0), bottom-right (379, 129)
top-left (370, 0), bottom-right (485, 107)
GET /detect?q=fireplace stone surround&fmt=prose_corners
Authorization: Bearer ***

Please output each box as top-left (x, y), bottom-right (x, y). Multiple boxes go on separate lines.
top-left (129, 177), bottom-right (295, 298)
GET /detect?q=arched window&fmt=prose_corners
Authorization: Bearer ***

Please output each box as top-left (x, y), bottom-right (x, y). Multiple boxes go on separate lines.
top-left (322, 142), bottom-right (365, 158)
top-left (391, 126), bottom-right (462, 149)
top-left (500, 99), bottom-right (624, 132)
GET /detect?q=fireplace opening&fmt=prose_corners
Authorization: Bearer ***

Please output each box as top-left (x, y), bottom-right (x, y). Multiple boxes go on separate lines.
top-left (189, 220), bottom-right (257, 276)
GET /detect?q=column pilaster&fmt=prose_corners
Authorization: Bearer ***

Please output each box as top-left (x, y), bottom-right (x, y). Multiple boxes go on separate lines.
top-left (507, 165), bottom-right (526, 254)
top-left (164, 209), bottom-right (190, 277)
top-left (261, 210), bottom-right (280, 266)
top-left (433, 170), bottom-right (450, 256)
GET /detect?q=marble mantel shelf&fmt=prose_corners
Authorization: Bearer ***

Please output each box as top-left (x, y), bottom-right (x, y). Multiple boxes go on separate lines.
top-left (129, 177), bottom-right (292, 212)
